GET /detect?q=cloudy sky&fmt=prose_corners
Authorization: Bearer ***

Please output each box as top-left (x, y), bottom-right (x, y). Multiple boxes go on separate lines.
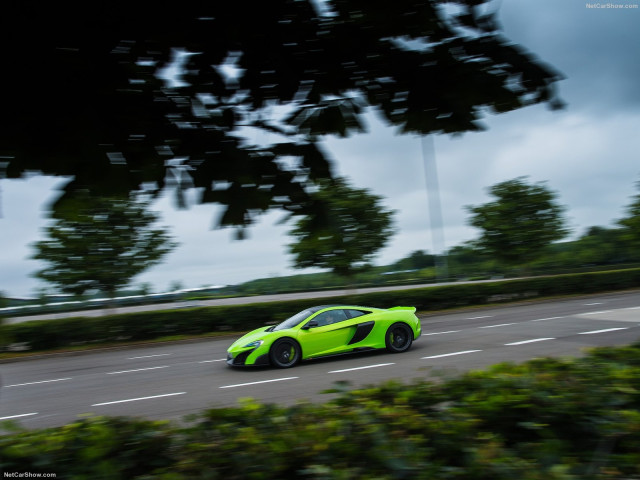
top-left (2, 0), bottom-right (639, 298)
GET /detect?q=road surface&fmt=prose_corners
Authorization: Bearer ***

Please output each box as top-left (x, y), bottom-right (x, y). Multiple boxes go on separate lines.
top-left (1, 290), bottom-right (639, 430)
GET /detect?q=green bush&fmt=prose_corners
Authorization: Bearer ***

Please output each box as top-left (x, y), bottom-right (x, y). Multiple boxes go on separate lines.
top-left (2, 343), bottom-right (640, 478)
top-left (0, 417), bottom-right (174, 478)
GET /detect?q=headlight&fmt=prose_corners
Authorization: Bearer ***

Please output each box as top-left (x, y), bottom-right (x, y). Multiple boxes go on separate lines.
top-left (243, 340), bottom-right (263, 348)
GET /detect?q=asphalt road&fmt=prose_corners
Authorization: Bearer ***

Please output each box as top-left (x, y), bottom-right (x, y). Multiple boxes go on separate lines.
top-left (1, 290), bottom-right (639, 430)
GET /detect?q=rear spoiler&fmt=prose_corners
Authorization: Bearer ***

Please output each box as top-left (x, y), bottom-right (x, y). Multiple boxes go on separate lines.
top-left (387, 306), bottom-right (416, 313)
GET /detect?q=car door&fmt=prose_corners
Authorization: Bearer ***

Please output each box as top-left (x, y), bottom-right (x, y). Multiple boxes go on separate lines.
top-left (298, 309), bottom-right (359, 357)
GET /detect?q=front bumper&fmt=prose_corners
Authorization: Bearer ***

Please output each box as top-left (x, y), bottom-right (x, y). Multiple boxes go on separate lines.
top-left (226, 349), bottom-right (270, 367)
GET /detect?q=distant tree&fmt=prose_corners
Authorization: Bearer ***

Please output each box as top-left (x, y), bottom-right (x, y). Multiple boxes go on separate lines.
top-left (0, 291), bottom-right (7, 347)
top-left (33, 287), bottom-right (51, 306)
top-left (3, 1), bottom-right (564, 232)
top-left (574, 226), bottom-right (630, 265)
top-left (0, 291), bottom-right (6, 318)
top-left (169, 281), bottom-right (185, 293)
top-left (391, 250), bottom-right (435, 271)
top-left (287, 178), bottom-right (395, 283)
top-left (31, 193), bottom-right (176, 299)
top-left (447, 243), bottom-right (495, 277)
top-left (137, 282), bottom-right (154, 296)
top-left (466, 177), bottom-right (569, 267)
top-left (619, 180), bottom-right (640, 258)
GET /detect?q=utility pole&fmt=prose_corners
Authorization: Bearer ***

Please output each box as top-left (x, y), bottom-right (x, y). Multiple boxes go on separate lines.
top-left (422, 136), bottom-right (449, 282)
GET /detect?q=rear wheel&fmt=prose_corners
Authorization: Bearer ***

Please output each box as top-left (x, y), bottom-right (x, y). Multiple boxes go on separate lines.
top-left (385, 323), bottom-right (413, 353)
top-left (269, 338), bottom-right (301, 368)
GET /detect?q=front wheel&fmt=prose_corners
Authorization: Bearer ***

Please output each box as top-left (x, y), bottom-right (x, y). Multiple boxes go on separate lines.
top-left (385, 323), bottom-right (413, 353)
top-left (269, 338), bottom-right (301, 368)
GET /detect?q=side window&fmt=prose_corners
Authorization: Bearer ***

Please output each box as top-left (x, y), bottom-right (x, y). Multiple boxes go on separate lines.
top-left (313, 309), bottom-right (349, 327)
top-left (345, 309), bottom-right (369, 319)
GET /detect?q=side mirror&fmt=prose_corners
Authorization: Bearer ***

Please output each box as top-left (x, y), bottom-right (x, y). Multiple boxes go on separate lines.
top-left (302, 320), bottom-right (319, 330)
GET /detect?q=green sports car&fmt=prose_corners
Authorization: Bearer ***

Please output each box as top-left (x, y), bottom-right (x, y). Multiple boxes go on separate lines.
top-left (226, 305), bottom-right (421, 368)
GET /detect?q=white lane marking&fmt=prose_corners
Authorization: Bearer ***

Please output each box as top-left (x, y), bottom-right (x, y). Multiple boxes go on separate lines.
top-left (505, 338), bottom-right (555, 346)
top-left (422, 350), bottom-right (482, 359)
top-left (584, 302), bottom-right (603, 306)
top-left (127, 353), bottom-right (172, 359)
top-left (5, 378), bottom-right (72, 388)
top-left (422, 330), bottom-right (460, 336)
top-left (0, 412), bottom-right (39, 421)
top-left (581, 306), bottom-right (640, 316)
top-left (199, 359), bottom-right (227, 363)
top-left (479, 323), bottom-right (517, 329)
top-left (328, 363), bottom-right (395, 374)
top-left (579, 327), bottom-right (629, 335)
top-left (531, 316), bottom-right (565, 322)
top-left (92, 392), bottom-right (186, 406)
top-left (467, 315), bottom-right (493, 320)
top-left (106, 366), bottom-right (170, 375)
top-left (219, 377), bottom-right (298, 389)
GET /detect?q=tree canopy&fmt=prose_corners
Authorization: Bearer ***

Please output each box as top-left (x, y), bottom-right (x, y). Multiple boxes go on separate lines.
top-left (31, 193), bottom-right (176, 297)
top-left (287, 177), bottom-right (395, 279)
top-left (466, 177), bottom-right (569, 266)
top-left (3, 0), bottom-right (563, 231)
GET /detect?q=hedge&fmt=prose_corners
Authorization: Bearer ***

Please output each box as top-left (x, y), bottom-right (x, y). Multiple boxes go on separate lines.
top-left (2, 268), bottom-right (640, 353)
top-left (2, 342), bottom-right (640, 479)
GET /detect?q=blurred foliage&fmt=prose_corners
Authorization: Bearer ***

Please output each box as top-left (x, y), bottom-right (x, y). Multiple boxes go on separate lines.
top-left (0, 292), bottom-right (7, 346)
top-left (2, 343), bottom-right (640, 478)
top-left (3, 268), bottom-right (640, 354)
top-left (0, 417), bottom-right (175, 478)
top-left (390, 250), bottom-right (436, 272)
top-left (2, 0), bottom-right (563, 230)
top-left (466, 177), bottom-right (569, 267)
top-left (31, 192), bottom-right (177, 298)
top-left (618, 179), bottom-right (640, 253)
top-left (288, 177), bottom-right (395, 280)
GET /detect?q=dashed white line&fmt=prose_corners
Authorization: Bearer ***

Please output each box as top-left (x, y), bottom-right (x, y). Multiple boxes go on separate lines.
top-left (106, 366), bottom-right (170, 375)
top-left (579, 327), bottom-right (628, 335)
top-left (0, 413), bottom-right (39, 421)
top-left (584, 303), bottom-right (603, 306)
top-left (479, 323), bottom-right (517, 329)
top-left (199, 359), bottom-right (227, 363)
top-left (328, 363), bottom-right (395, 374)
top-left (581, 310), bottom-right (614, 316)
top-left (422, 350), bottom-right (482, 359)
top-left (4, 378), bottom-right (72, 388)
top-left (127, 354), bottom-right (172, 360)
top-left (531, 316), bottom-right (565, 322)
top-left (92, 392), bottom-right (186, 406)
top-left (467, 315), bottom-right (493, 320)
top-left (505, 338), bottom-right (555, 346)
top-left (422, 330), bottom-right (460, 336)
top-left (219, 377), bottom-right (298, 389)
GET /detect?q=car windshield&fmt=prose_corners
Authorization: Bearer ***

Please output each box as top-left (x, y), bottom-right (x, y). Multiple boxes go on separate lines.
top-left (272, 308), bottom-right (316, 331)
